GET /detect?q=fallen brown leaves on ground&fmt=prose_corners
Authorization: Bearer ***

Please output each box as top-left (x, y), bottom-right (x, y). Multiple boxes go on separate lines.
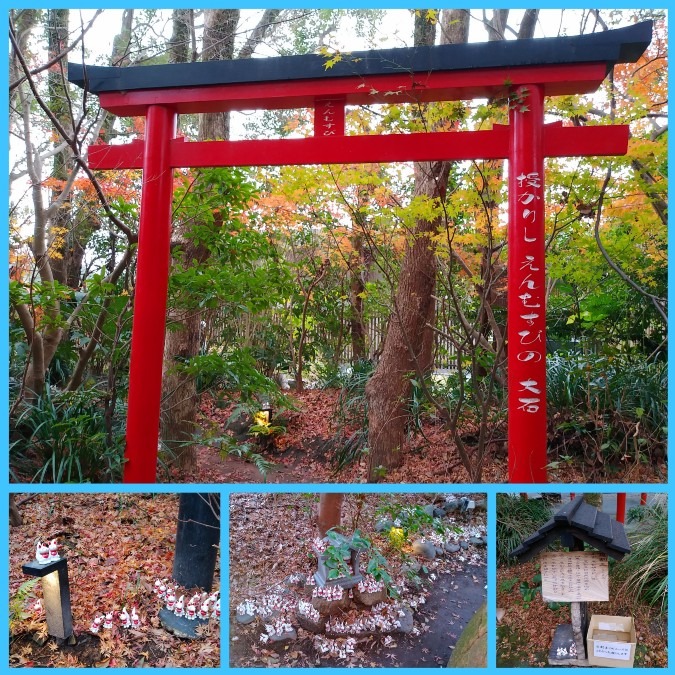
top-left (9, 493), bottom-right (220, 668)
top-left (229, 492), bottom-right (487, 668)
top-left (497, 560), bottom-right (667, 668)
top-left (171, 389), bottom-right (664, 485)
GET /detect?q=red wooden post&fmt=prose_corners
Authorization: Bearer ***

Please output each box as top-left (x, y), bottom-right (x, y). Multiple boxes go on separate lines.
top-left (640, 492), bottom-right (647, 506)
top-left (616, 492), bottom-right (627, 523)
top-left (507, 85), bottom-right (547, 483)
top-left (123, 105), bottom-right (177, 483)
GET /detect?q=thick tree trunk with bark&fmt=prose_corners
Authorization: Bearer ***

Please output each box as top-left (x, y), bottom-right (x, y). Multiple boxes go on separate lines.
top-left (365, 10), bottom-right (466, 481)
top-left (317, 493), bottom-right (344, 537)
top-left (161, 10), bottom-right (235, 470)
top-left (45, 9), bottom-right (77, 289)
top-left (365, 162), bottom-right (450, 479)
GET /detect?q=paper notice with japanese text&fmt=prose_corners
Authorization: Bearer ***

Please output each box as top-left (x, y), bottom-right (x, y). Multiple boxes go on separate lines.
top-left (593, 640), bottom-right (632, 660)
top-left (540, 551), bottom-right (609, 602)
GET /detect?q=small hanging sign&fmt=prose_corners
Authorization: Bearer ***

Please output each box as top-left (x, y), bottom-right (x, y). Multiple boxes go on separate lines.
top-left (540, 551), bottom-right (609, 602)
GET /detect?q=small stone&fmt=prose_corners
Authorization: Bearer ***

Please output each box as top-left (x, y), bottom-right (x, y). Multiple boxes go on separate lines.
top-left (353, 586), bottom-right (388, 607)
top-left (481, 535), bottom-right (488, 546)
top-left (296, 613), bottom-right (326, 634)
top-left (423, 505), bottom-right (435, 517)
top-left (434, 546), bottom-right (445, 556)
top-left (469, 537), bottom-right (485, 546)
top-left (375, 519), bottom-right (394, 533)
top-left (284, 572), bottom-right (307, 589)
top-left (460, 541), bottom-right (469, 550)
top-left (269, 629), bottom-right (297, 646)
top-left (474, 499), bottom-right (487, 511)
top-left (444, 500), bottom-right (460, 513)
top-left (433, 507), bottom-right (446, 518)
top-left (394, 608), bottom-right (414, 634)
top-left (445, 542), bottom-right (461, 553)
top-left (412, 540), bottom-right (437, 560)
top-left (235, 613), bottom-right (256, 625)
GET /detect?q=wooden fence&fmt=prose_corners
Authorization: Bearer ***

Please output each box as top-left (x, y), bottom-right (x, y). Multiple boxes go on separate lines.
top-left (205, 306), bottom-right (459, 371)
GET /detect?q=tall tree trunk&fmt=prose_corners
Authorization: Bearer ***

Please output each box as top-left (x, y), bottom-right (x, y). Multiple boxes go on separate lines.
top-left (317, 493), bottom-right (344, 537)
top-left (365, 9), bottom-right (468, 482)
top-left (167, 8), bottom-right (191, 64)
top-left (45, 9), bottom-right (76, 288)
top-left (348, 232), bottom-right (367, 362)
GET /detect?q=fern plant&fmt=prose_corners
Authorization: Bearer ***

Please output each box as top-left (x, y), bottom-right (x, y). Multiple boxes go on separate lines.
top-left (10, 578), bottom-right (39, 634)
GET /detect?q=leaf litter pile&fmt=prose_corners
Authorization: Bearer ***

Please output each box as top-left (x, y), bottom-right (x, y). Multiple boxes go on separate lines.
top-left (176, 389), bottom-right (663, 485)
top-left (229, 492), bottom-right (487, 667)
top-left (9, 493), bottom-right (220, 668)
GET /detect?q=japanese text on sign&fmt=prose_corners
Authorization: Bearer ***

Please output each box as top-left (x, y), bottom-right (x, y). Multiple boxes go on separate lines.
top-left (540, 551), bottom-right (609, 602)
top-left (593, 641), bottom-right (632, 661)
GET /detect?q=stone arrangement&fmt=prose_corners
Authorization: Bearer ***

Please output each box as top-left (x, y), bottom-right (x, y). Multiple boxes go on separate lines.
top-left (231, 495), bottom-right (486, 661)
top-left (234, 496), bottom-right (487, 659)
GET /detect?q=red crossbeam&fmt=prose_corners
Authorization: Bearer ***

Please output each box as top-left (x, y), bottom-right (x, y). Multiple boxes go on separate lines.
top-left (97, 63), bottom-right (609, 116)
top-left (89, 124), bottom-right (628, 170)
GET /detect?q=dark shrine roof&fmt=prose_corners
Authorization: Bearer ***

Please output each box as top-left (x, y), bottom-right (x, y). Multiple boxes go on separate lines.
top-left (510, 495), bottom-right (632, 563)
top-left (69, 21), bottom-right (652, 95)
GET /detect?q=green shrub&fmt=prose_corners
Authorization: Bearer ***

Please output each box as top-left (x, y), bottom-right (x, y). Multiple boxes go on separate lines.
top-left (614, 502), bottom-right (668, 615)
top-left (497, 494), bottom-right (552, 566)
top-left (10, 386), bottom-right (125, 483)
top-left (547, 354), bottom-right (667, 466)
top-left (331, 359), bottom-right (374, 470)
top-left (547, 353), bottom-right (666, 434)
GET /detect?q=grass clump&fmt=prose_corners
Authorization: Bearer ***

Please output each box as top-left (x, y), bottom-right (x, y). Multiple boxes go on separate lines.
top-left (497, 494), bottom-right (552, 566)
top-left (614, 501), bottom-right (668, 615)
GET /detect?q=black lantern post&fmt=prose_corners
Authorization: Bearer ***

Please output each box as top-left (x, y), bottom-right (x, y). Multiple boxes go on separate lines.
top-left (22, 557), bottom-right (73, 641)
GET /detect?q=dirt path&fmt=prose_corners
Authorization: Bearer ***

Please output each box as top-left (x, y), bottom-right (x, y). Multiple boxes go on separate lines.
top-left (357, 565), bottom-right (486, 668)
top-left (187, 442), bottom-right (328, 483)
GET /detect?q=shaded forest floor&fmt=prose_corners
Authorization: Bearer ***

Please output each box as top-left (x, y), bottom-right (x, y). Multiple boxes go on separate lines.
top-left (9, 493), bottom-right (220, 668)
top-left (229, 492), bottom-right (487, 667)
top-left (172, 389), bottom-right (666, 485)
top-left (497, 559), bottom-right (667, 668)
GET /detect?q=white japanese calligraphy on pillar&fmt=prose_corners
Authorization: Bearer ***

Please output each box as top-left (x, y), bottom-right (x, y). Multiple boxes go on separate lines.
top-left (507, 84), bottom-right (548, 481)
top-left (515, 170), bottom-right (544, 416)
top-left (314, 98), bottom-right (345, 137)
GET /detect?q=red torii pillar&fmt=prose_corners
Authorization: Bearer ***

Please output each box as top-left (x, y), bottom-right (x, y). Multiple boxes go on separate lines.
top-left (81, 65), bottom-right (635, 484)
top-left (508, 85), bottom-right (547, 482)
top-left (124, 106), bottom-right (176, 483)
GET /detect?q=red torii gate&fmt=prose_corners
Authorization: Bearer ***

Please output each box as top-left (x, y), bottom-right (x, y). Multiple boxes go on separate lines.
top-left (69, 21), bottom-right (652, 484)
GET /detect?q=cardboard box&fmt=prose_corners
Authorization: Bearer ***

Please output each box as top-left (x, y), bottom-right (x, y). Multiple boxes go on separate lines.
top-left (587, 615), bottom-right (636, 668)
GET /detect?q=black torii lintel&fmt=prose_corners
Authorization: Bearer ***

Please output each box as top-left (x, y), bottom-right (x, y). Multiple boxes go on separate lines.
top-left (68, 20), bottom-right (652, 94)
